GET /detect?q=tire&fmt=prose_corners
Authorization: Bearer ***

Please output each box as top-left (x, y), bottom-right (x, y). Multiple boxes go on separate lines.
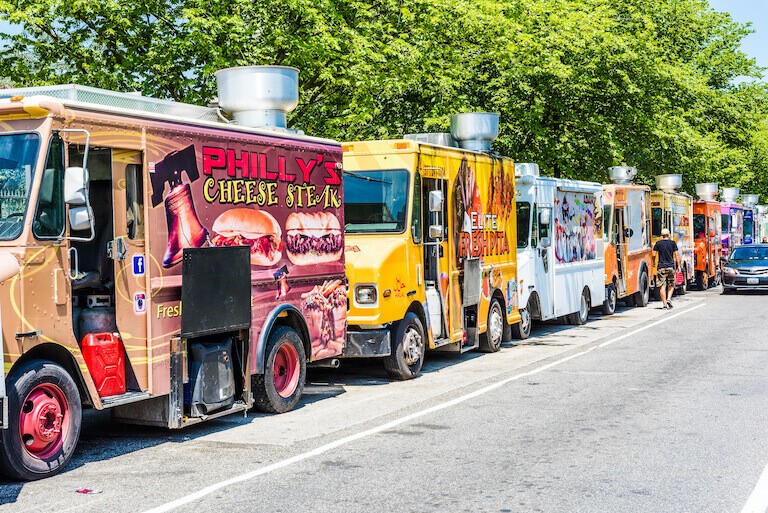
top-left (0, 360), bottom-right (82, 481)
top-left (253, 326), bottom-right (306, 414)
top-left (567, 290), bottom-right (589, 325)
top-left (601, 283), bottom-right (617, 315)
top-left (632, 271), bottom-right (650, 307)
top-left (511, 305), bottom-right (532, 340)
top-left (479, 299), bottom-right (504, 353)
top-left (695, 270), bottom-right (709, 291)
top-left (384, 312), bottom-right (425, 380)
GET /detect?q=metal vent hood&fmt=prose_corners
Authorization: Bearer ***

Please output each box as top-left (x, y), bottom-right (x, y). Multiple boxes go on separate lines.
top-left (655, 174), bottom-right (683, 192)
top-left (449, 112), bottom-right (499, 152)
top-left (695, 183), bottom-right (719, 201)
top-left (608, 166), bottom-right (637, 185)
top-left (721, 187), bottom-right (740, 203)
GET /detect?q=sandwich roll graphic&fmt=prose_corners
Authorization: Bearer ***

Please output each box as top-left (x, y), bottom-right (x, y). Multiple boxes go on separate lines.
top-left (285, 212), bottom-right (343, 266)
top-left (210, 208), bottom-right (283, 266)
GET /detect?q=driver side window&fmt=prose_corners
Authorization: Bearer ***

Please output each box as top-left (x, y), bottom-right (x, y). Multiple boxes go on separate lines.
top-left (33, 134), bottom-right (65, 239)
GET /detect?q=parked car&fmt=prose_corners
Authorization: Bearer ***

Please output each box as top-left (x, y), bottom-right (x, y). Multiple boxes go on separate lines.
top-left (722, 244), bottom-right (768, 292)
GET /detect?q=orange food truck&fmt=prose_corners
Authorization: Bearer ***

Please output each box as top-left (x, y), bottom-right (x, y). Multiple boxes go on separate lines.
top-left (600, 166), bottom-right (652, 314)
top-left (342, 114), bottom-right (521, 378)
top-left (0, 66), bottom-right (347, 479)
top-left (692, 183), bottom-right (722, 289)
top-left (650, 174), bottom-right (694, 294)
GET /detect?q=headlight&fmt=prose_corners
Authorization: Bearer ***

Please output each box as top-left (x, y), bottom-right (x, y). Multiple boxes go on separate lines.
top-left (724, 267), bottom-right (737, 276)
top-left (355, 285), bottom-right (377, 305)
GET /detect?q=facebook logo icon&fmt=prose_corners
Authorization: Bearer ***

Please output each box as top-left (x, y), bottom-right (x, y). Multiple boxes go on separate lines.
top-left (133, 255), bottom-right (145, 276)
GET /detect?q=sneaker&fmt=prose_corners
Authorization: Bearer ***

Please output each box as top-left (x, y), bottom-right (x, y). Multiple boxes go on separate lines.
top-left (661, 303), bottom-right (668, 309)
top-left (667, 301), bottom-right (673, 308)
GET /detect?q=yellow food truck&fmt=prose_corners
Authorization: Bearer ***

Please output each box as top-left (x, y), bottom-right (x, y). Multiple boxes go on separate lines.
top-left (651, 174), bottom-right (694, 293)
top-left (342, 114), bottom-right (522, 379)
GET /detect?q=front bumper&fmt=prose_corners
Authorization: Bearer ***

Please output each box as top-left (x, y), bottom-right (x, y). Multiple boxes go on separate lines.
top-left (343, 329), bottom-right (391, 358)
top-left (723, 273), bottom-right (768, 289)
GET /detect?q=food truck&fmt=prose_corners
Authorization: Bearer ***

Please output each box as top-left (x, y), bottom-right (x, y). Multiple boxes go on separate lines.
top-left (692, 183), bottom-right (723, 289)
top-left (741, 194), bottom-right (760, 245)
top-left (600, 166), bottom-right (652, 314)
top-left (650, 174), bottom-right (694, 293)
top-left (514, 163), bottom-right (605, 336)
top-left (0, 66), bottom-right (347, 479)
top-left (720, 187), bottom-right (744, 259)
top-left (343, 113), bottom-right (520, 379)
top-left (342, 113), bottom-right (521, 378)
top-left (757, 205), bottom-right (768, 243)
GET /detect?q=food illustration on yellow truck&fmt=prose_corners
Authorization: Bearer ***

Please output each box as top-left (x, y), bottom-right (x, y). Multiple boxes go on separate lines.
top-left (600, 166), bottom-right (652, 314)
top-left (0, 66), bottom-right (348, 480)
top-left (342, 113), bottom-right (521, 379)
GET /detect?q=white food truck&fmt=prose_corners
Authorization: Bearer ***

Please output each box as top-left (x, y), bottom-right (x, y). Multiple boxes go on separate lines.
top-left (513, 163), bottom-right (605, 338)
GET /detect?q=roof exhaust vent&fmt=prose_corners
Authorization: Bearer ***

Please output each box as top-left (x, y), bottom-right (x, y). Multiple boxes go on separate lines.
top-left (742, 194), bottom-right (759, 208)
top-left (449, 112), bottom-right (499, 152)
top-left (215, 65), bottom-right (299, 131)
top-left (655, 174), bottom-right (683, 192)
top-left (757, 205), bottom-right (768, 215)
top-left (515, 163), bottom-right (540, 178)
top-left (608, 166), bottom-right (637, 185)
top-left (695, 183), bottom-right (719, 201)
top-left (721, 187), bottom-right (740, 203)
top-left (404, 133), bottom-right (457, 147)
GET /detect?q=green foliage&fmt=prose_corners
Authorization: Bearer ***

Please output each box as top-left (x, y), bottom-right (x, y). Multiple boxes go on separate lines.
top-left (1, 0), bottom-right (766, 198)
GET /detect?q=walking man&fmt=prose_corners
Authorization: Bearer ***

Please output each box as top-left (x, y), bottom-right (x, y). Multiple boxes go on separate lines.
top-left (653, 228), bottom-right (680, 309)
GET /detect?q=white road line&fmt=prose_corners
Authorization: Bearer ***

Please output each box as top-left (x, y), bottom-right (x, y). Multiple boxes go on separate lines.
top-left (741, 461), bottom-right (768, 513)
top-left (143, 302), bottom-right (707, 513)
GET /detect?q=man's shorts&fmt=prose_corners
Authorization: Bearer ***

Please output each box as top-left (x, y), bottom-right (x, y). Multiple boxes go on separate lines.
top-left (657, 267), bottom-right (675, 287)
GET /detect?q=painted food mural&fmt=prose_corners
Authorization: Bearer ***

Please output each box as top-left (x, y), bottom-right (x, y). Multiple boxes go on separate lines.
top-left (554, 191), bottom-right (597, 263)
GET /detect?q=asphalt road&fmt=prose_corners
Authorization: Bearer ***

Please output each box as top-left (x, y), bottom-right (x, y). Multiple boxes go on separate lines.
top-left (1, 289), bottom-right (767, 512)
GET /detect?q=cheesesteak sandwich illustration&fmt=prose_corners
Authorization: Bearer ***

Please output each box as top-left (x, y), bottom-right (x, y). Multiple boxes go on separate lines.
top-left (285, 212), bottom-right (343, 265)
top-left (210, 208), bottom-right (283, 266)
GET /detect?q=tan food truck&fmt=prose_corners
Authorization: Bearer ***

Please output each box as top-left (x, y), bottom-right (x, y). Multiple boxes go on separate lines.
top-left (600, 166), bottom-right (652, 313)
top-left (0, 66), bottom-right (347, 480)
top-left (342, 114), bottom-right (522, 379)
top-left (650, 174), bottom-right (694, 294)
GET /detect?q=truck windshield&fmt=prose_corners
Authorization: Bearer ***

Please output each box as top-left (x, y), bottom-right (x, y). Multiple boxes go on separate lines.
top-left (0, 133), bottom-right (39, 239)
top-left (651, 207), bottom-right (663, 237)
top-left (344, 169), bottom-right (410, 233)
top-left (516, 203), bottom-right (531, 248)
top-left (722, 212), bottom-right (730, 232)
top-left (693, 214), bottom-right (706, 239)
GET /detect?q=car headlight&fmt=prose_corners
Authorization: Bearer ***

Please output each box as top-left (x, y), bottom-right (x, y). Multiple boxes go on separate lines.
top-left (355, 285), bottom-right (377, 305)
top-left (724, 267), bottom-right (737, 276)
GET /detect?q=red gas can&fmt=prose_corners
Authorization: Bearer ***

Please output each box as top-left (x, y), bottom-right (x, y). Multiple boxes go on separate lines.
top-left (81, 333), bottom-right (126, 397)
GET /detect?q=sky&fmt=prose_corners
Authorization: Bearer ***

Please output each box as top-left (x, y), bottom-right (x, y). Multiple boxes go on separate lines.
top-left (708, 0), bottom-right (768, 80)
top-left (0, 2), bottom-right (766, 79)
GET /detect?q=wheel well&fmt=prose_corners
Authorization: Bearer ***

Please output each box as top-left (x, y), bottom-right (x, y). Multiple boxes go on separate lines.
top-left (527, 292), bottom-right (542, 320)
top-left (273, 310), bottom-right (311, 361)
top-left (407, 301), bottom-right (427, 332)
top-left (583, 286), bottom-right (592, 307)
top-left (491, 289), bottom-right (507, 325)
top-left (10, 343), bottom-right (90, 407)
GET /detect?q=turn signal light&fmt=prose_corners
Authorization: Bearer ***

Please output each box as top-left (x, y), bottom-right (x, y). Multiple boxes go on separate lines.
top-left (394, 142), bottom-right (409, 149)
top-left (9, 95), bottom-right (23, 102)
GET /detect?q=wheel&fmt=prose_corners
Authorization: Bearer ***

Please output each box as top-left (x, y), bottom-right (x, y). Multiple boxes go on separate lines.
top-left (511, 305), bottom-right (532, 340)
top-left (0, 360), bottom-right (82, 481)
top-left (567, 290), bottom-right (589, 325)
top-left (632, 271), bottom-right (650, 307)
top-left (695, 270), bottom-right (709, 291)
top-left (253, 326), bottom-right (306, 413)
top-left (722, 287), bottom-right (735, 295)
top-left (601, 283), bottom-right (617, 315)
top-left (384, 312), bottom-right (425, 380)
top-left (479, 299), bottom-right (504, 353)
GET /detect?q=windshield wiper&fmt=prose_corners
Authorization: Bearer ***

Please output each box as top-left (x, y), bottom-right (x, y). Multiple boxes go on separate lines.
top-left (346, 173), bottom-right (392, 185)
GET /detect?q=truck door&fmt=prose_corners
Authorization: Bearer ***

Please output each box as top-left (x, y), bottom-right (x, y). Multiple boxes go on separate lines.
top-left (111, 150), bottom-right (149, 391)
top-left (422, 175), bottom-right (449, 341)
top-left (614, 207), bottom-right (628, 296)
top-left (534, 204), bottom-right (555, 319)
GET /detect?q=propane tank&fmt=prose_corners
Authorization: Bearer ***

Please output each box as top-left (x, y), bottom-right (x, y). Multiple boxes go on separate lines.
top-left (425, 285), bottom-right (443, 338)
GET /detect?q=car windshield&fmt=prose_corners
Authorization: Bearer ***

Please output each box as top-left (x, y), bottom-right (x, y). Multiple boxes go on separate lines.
top-left (0, 133), bottom-right (39, 239)
top-left (516, 203), bottom-right (531, 248)
top-left (344, 169), bottom-right (410, 233)
top-left (730, 246), bottom-right (768, 262)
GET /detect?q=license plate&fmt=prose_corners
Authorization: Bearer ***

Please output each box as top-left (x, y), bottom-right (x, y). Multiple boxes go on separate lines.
top-left (747, 278), bottom-right (759, 285)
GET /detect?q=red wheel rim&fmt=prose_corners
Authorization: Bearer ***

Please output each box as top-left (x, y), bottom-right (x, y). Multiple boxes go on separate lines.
top-left (19, 383), bottom-right (68, 459)
top-left (273, 343), bottom-right (300, 398)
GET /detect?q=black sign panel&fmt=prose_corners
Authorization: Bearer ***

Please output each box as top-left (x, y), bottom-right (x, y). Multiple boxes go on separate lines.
top-left (181, 246), bottom-right (251, 338)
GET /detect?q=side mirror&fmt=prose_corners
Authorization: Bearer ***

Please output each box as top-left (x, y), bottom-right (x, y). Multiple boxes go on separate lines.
top-left (69, 205), bottom-right (94, 231)
top-left (429, 190), bottom-right (444, 212)
top-left (64, 166), bottom-right (88, 205)
top-left (539, 208), bottom-right (551, 226)
top-left (429, 225), bottom-right (443, 240)
top-left (540, 236), bottom-right (551, 248)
